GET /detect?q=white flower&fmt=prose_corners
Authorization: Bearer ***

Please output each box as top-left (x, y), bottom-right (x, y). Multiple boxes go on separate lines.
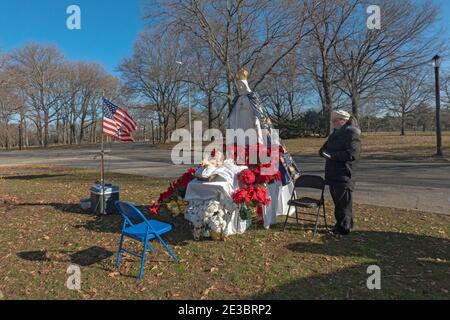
top-left (185, 198), bottom-right (234, 237)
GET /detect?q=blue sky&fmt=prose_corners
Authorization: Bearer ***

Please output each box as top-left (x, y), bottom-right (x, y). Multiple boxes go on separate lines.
top-left (0, 0), bottom-right (145, 75)
top-left (1, 0), bottom-right (450, 77)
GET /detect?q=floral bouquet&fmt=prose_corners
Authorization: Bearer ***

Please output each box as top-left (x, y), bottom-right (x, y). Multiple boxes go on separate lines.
top-left (185, 200), bottom-right (228, 241)
top-left (232, 166), bottom-right (280, 224)
top-left (150, 167), bottom-right (196, 217)
top-left (226, 143), bottom-right (283, 225)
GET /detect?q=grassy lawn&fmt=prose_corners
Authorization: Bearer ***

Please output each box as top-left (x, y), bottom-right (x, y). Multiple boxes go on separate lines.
top-left (284, 131), bottom-right (450, 160)
top-left (148, 131), bottom-right (450, 161)
top-left (0, 165), bottom-right (449, 300)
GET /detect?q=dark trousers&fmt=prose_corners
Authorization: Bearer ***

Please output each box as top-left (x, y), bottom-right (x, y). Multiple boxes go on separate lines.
top-left (329, 185), bottom-right (353, 231)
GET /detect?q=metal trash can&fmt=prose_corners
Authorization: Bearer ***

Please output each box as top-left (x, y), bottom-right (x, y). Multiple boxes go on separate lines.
top-left (90, 183), bottom-right (119, 215)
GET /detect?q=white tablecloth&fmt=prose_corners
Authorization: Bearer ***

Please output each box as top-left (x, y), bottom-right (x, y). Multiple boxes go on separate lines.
top-left (264, 181), bottom-right (295, 227)
top-left (184, 175), bottom-right (294, 233)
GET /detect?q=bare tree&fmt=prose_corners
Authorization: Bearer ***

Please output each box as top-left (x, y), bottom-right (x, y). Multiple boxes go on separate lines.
top-left (182, 41), bottom-right (227, 130)
top-left (1, 44), bottom-right (119, 149)
top-left (380, 69), bottom-right (432, 135)
top-left (150, 0), bottom-right (313, 111)
top-left (259, 52), bottom-right (309, 123)
top-left (0, 62), bottom-right (22, 149)
top-left (9, 44), bottom-right (65, 147)
top-left (119, 32), bottom-right (185, 142)
top-left (441, 70), bottom-right (450, 111)
top-left (332, 0), bottom-right (441, 119)
top-left (301, 0), bottom-right (358, 135)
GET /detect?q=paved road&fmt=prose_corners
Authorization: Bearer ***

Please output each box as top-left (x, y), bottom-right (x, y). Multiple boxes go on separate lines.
top-left (1, 143), bottom-right (449, 215)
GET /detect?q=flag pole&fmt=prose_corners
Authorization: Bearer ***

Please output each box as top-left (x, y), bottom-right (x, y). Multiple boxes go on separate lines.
top-left (100, 92), bottom-right (105, 215)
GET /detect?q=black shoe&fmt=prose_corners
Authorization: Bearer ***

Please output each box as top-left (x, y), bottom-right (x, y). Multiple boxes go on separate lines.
top-left (331, 226), bottom-right (342, 235)
top-left (332, 226), bottom-right (351, 236)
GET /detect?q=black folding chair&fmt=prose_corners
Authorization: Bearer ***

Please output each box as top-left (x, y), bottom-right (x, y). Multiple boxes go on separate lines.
top-left (283, 175), bottom-right (328, 236)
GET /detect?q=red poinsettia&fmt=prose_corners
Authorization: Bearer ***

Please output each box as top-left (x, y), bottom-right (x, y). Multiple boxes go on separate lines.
top-left (175, 169), bottom-right (196, 189)
top-left (155, 167), bottom-right (196, 209)
top-left (150, 202), bottom-right (160, 215)
top-left (251, 163), bottom-right (282, 184)
top-left (252, 185), bottom-right (271, 206)
top-left (238, 169), bottom-right (256, 185)
top-left (232, 188), bottom-right (251, 204)
top-left (232, 185), bottom-right (271, 207)
top-left (226, 143), bottom-right (275, 166)
top-left (158, 184), bottom-right (174, 203)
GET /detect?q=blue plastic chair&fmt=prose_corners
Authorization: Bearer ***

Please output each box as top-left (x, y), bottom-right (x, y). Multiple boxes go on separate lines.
top-left (115, 201), bottom-right (178, 280)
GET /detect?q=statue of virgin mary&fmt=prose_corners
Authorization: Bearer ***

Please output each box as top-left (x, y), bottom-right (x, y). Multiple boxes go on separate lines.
top-left (227, 68), bottom-right (300, 227)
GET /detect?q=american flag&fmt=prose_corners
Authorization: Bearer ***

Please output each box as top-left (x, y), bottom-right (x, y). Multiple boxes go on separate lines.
top-left (102, 98), bottom-right (137, 143)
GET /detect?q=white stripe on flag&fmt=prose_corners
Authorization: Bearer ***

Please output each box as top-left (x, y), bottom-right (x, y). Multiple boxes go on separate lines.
top-left (114, 115), bottom-right (137, 132)
top-left (116, 108), bottom-right (137, 128)
top-left (103, 128), bottom-right (119, 137)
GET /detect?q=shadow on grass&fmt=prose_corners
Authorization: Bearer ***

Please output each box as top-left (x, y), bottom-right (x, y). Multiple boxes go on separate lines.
top-left (17, 250), bottom-right (51, 262)
top-left (251, 231), bottom-right (450, 299)
top-left (70, 246), bottom-right (114, 266)
top-left (17, 246), bottom-right (114, 267)
top-left (10, 202), bottom-right (88, 214)
top-left (2, 174), bottom-right (69, 180)
top-left (53, 203), bottom-right (87, 214)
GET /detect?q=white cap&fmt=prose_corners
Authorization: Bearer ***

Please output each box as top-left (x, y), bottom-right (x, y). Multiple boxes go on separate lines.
top-left (331, 110), bottom-right (351, 121)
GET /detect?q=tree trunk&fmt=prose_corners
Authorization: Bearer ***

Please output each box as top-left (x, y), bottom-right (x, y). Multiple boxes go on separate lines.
top-left (43, 111), bottom-right (49, 147)
top-left (163, 119), bottom-right (169, 143)
top-left (322, 66), bottom-right (333, 136)
top-left (4, 121), bottom-right (9, 150)
top-left (351, 90), bottom-right (360, 120)
top-left (401, 112), bottom-right (406, 136)
top-left (151, 120), bottom-right (155, 145)
top-left (79, 116), bottom-right (86, 145)
top-left (227, 75), bottom-right (234, 113)
top-left (24, 118), bottom-right (29, 148)
top-left (208, 92), bottom-right (213, 130)
top-left (18, 124), bottom-right (23, 151)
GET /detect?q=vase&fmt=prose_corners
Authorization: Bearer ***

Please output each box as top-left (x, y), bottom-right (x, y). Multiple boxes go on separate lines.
top-left (210, 229), bottom-right (224, 241)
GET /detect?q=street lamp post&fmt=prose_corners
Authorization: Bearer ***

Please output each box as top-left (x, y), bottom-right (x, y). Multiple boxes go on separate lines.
top-left (176, 61), bottom-right (192, 151)
top-left (432, 55), bottom-right (444, 157)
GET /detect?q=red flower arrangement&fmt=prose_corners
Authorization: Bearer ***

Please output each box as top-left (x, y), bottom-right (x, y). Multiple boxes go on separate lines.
top-left (151, 167), bottom-right (196, 216)
top-left (251, 163), bottom-right (282, 184)
top-left (230, 143), bottom-right (285, 222)
top-left (232, 185), bottom-right (271, 207)
top-left (176, 167), bottom-right (197, 189)
top-left (224, 143), bottom-right (281, 167)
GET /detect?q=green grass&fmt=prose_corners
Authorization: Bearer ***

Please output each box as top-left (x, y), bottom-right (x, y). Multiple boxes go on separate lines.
top-left (284, 131), bottom-right (450, 160)
top-left (0, 165), bottom-right (449, 300)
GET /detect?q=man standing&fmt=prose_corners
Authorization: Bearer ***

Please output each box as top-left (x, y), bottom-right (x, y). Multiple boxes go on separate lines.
top-left (319, 111), bottom-right (362, 235)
